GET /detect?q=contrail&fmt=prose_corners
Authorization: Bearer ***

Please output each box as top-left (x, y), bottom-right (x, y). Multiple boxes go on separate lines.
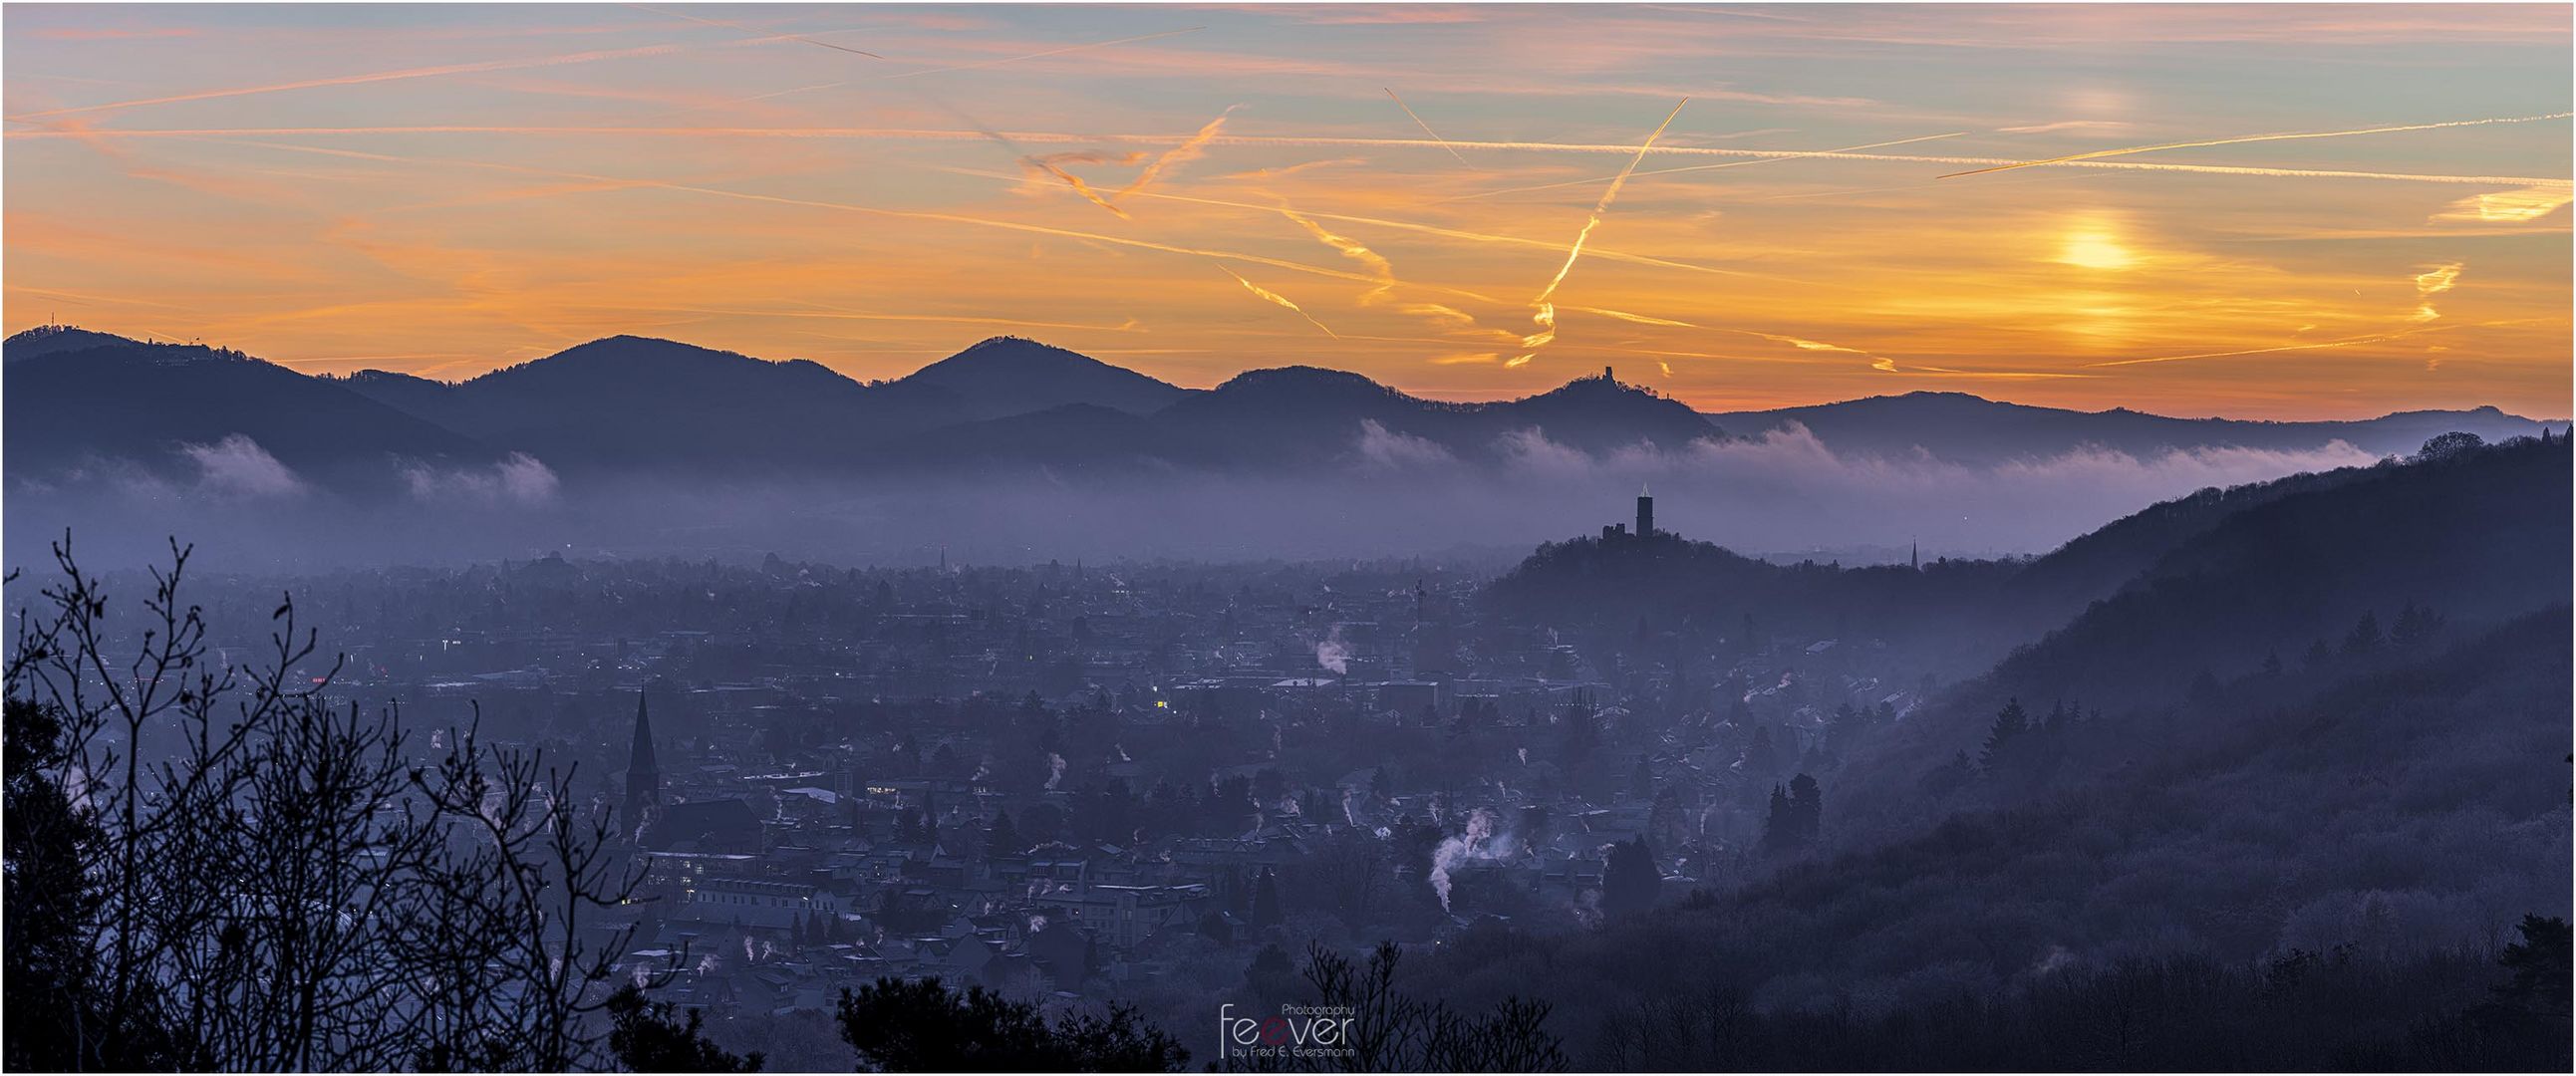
top-left (1278, 207), bottom-right (1394, 300)
top-left (1019, 151), bottom-right (1142, 219)
top-left (1217, 264), bottom-right (1338, 339)
top-left (628, 4), bottom-right (884, 58)
top-left (4, 41), bottom-right (704, 121)
top-left (924, 161), bottom-right (1804, 283)
top-left (1116, 108), bottom-right (1238, 200)
top-left (1563, 304), bottom-right (1874, 355)
top-left (664, 28), bottom-right (1207, 116)
top-left (1275, 203), bottom-right (1510, 339)
top-left (1441, 131), bottom-right (1969, 202)
top-left (1517, 98), bottom-right (1688, 365)
top-left (1385, 89), bottom-right (1469, 165)
top-left (655, 305), bottom-right (1142, 334)
top-left (881, 27), bottom-right (1204, 80)
top-left (1942, 113), bottom-right (2574, 179)
top-left (2085, 324), bottom-right (2464, 367)
top-left (30, 124), bottom-right (2568, 187)
top-left (204, 136), bottom-right (1467, 300)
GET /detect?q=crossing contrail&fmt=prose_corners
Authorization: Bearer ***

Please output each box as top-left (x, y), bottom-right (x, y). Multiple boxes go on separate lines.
top-left (1116, 108), bottom-right (1238, 199)
top-left (881, 27), bottom-right (1204, 80)
top-left (1517, 98), bottom-right (1688, 366)
top-left (628, 4), bottom-right (884, 58)
top-left (1941, 113), bottom-right (2573, 179)
top-left (4, 41), bottom-right (711, 121)
top-left (1442, 131), bottom-right (1968, 202)
top-left (22, 124), bottom-right (2568, 187)
top-left (1385, 89), bottom-right (1470, 165)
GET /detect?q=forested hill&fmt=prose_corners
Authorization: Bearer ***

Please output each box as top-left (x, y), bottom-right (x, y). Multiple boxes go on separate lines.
top-left (1430, 434), bottom-right (2573, 1070)
top-left (1855, 431), bottom-right (2572, 814)
top-left (1479, 434), bottom-right (2561, 680)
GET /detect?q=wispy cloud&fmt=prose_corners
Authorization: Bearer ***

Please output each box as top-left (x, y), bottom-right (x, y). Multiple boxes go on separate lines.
top-left (2430, 184), bottom-right (2576, 223)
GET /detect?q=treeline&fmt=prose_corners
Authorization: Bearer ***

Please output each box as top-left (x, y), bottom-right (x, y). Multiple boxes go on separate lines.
top-left (1583, 924), bottom-right (2569, 1071)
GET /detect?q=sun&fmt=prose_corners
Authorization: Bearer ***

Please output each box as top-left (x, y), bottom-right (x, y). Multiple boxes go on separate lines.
top-left (2057, 228), bottom-right (2136, 271)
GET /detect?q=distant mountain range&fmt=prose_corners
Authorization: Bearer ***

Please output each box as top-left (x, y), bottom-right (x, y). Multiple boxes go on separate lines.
top-left (3, 325), bottom-right (2553, 491)
top-left (1705, 391), bottom-right (2552, 465)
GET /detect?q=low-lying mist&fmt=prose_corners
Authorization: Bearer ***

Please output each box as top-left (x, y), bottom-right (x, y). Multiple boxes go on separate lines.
top-left (2, 422), bottom-right (2383, 572)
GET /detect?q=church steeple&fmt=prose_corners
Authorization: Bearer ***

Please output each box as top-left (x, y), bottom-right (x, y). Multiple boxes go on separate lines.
top-left (625, 690), bottom-right (661, 825)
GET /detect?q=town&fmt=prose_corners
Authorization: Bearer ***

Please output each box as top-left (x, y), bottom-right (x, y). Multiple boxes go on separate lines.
top-left (152, 491), bottom-right (1920, 1050)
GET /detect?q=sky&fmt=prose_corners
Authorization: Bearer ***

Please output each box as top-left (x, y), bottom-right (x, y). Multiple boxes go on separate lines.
top-left (4, 3), bottom-right (2569, 419)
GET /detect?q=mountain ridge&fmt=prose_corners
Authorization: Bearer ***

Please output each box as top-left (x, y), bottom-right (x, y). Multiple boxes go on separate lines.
top-left (7, 326), bottom-right (2555, 487)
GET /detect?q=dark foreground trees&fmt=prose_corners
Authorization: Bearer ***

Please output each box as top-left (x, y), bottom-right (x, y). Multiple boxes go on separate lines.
top-left (605, 984), bottom-right (763, 1073)
top-left (1591, 927), bottom-right (2574, 1071)
top-left (3, 539), bottom-right (645, 1070)
top-left (1219, 942), bottom-right (1567, 1072)
top-left (834, 975), bottom-right (1188, 1071)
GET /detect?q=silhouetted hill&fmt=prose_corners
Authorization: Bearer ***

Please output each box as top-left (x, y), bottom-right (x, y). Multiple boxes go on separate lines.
top-left (1158, 366), bottom-right (1721, 468)
top-left (1, 324), bottom-right (145, 363)
top-left (894, 336), bottom-right (1186, 421)
top-left (1483, 433), bottom-right (2568, 696)
top-left (1435, 608), bottom-right (2569, 1070)
top-left (1955, 434), bottom-right (2566, 715)
top-left (20, 324), bottom-right (2562, 503)
top-left (342, 335), bottom-right (957, 475)
top-left (1444, 443), bottom-right (2571, 1066)
top-left (3, 329), bottom-right (497, 492)
top-left (882, 403), bottom-right (1166, 474)
top-left (1707, 391), bottom-right (2553, 464)
top-left (1846, 433), bottom-right (2572, 825)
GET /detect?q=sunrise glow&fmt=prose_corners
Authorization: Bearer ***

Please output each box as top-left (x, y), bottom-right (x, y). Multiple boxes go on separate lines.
top-left (4, 3), bottom-right (2568, 419)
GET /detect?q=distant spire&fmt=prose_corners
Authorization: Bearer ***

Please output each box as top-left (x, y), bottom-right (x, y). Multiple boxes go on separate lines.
top-left (1910, 538), bottom-right (1919, 571)
top-left (626, 690), bottom-right (661, 822)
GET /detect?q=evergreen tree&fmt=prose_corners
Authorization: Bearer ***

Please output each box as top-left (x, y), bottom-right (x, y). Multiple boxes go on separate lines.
top-left (988, 810), bottom-right (1021, 857)
top-left (1601, 837), bottom-right (1661, 917)
top-left (1981, 698), bottom-right (2031, 772)
top-left (1787, 773), bottom-right (1823, 845)
top-left (1761, 784), bottom-right (1795, 855)
top-left (2303, 638), bottom-right (2335, 671)
top-left (1251, 867), bottom-right (1285, 929)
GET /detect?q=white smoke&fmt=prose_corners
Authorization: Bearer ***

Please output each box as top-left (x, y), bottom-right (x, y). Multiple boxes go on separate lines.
top-left (1342, 786), bottom-right (1364, 827)
top-left (1430, 807), bottom-right (1515, 913)
top-left (1314, 624), bottom-right (1351, 675)
top-left (1044, 752), bottom-right (1066, 791)
top-left (180, 434), bottom-right (306, 498)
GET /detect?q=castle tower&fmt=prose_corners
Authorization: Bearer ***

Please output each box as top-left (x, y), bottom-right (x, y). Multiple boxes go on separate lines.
top-left (625, 690), bottom-right (661, 826)
top-left (1636, 483), bottom-right (1655, 537)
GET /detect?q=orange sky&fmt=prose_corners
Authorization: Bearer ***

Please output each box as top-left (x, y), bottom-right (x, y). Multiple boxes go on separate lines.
top-left (5, 3), bottom-right (2570, 419)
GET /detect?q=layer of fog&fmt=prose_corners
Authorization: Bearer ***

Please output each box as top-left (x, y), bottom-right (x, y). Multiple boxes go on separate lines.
top-left (2, 422), bottom-right (2381, 573)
